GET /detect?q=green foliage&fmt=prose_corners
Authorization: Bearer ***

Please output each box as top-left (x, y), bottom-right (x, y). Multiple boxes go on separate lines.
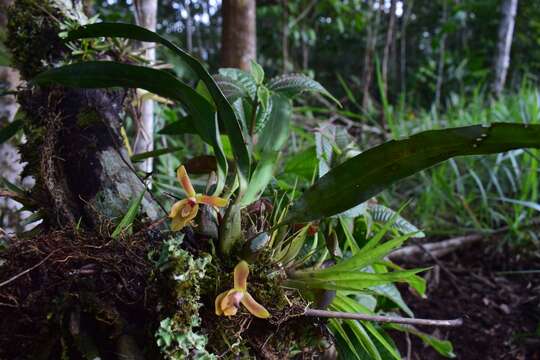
top-left (0, 119), bottom-right (23, 144)
top-left (67, 22), bottom-right (250, 190)
top-left (284, 123), bottom-right (540, 224)
top-left (111, 190), bottom-right (144, 239)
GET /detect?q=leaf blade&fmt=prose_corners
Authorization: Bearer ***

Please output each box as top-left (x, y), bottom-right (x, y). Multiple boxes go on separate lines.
top-left (284, 123), bottom-right (540, 224)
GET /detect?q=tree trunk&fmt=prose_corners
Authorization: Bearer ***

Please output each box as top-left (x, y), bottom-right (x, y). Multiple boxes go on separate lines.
top-left (492, 0), bottom-right (518, 97)
top-left (399, 0), bottom-right (413, 96)
top-left (382, 0), bottom-right (397, 100)
top-left (220, 0), bottom-right (257, 71)
top-left (434, 0), bottom-right (448, 108)
top-left (6, 0), bottom-right (161, 230)
top-left (133, 0), bottom-right (158, 176)
top-left (83, 0), bottom-right (94, 16)
top-left (361, 0), bottom-right (381, 109)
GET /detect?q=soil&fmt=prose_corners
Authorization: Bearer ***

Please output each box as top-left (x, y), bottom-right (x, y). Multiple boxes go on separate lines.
top-left (394, 242), bottom-right (540, 360)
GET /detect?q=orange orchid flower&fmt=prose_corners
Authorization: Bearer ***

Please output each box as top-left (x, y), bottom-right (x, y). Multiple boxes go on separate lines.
top-left (215, 261), bottom-right (271, 319)
top-left (169, 165), bottom-right (228, 231)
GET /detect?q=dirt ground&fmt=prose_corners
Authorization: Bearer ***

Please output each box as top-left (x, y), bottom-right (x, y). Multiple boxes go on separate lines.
top-left (394, 242), bottom-right (540, 360)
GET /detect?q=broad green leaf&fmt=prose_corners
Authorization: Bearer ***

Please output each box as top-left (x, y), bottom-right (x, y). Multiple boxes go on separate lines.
top-left (219, 68), bottom-right (257, 99)
top-left (33, 61), bottom-right (228, 194)
top-left (241, 95), bottom-right (292, 206)
top-left (213, 74), bottom-right (249, 101)
top-left (111, 190), bottom-right (145, 239)
top-left (283, 146), bottom-right (318, 180)
top-left (67, 22), bottom-right (251, 187)
top-left (0, 118), bottom-right (23, 144)
top-left (241, 151), bottom-right (278, 206)
top-left (158, 116), bottom-right (196, 135)
top-left (267, 73), bottom-right (340, 105)
top-left (131, 146), bottom-right (183, 162)
top-left (250, 60), bottom-right (265, 85)
top-left (370, 283), bottom-right (414, 317)
top-left (284, 123), bottom-right (540, 224)
top-left (255, 86), bottom-right (272, 132)
top-left (256, 94), bottom-right (292, 153)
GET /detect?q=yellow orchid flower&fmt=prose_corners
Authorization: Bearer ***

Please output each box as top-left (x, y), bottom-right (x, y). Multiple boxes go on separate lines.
top-left (169, 165), bottom-right (228, 231)
top-left (215, 261), bottom-right (271, 319)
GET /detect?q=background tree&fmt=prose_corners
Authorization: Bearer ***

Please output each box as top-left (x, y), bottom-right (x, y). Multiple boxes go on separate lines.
top-left (492, 0), bottom-right (518, 96)
top-left (220, 0), bottom-right (256, 70)
top-left (133, 0), bottom-right (158, 175)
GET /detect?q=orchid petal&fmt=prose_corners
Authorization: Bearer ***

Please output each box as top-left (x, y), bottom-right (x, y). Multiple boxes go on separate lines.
top-left (241, 292), bottom-right (271, 319)
top-left (234, 261), bottom-right (249, 291)
top-left (177, 165), bottom-right (196, 197)
top-left (220, 289), bottom-right (244, 317)
top-left (170, 203), bottom-right (199, 231)
top-left (196, 195), bottom-right (228, 208)
top-left (169, 199), bottom-right (189, 218)
top-left (215, 290), bottom-right (228, 316)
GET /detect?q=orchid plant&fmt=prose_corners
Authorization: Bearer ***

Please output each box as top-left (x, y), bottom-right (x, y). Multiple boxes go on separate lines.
top-left (34, 21), bottom-right (540, 359)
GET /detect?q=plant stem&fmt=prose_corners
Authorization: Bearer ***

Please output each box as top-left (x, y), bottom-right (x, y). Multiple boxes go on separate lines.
top-left (304, 308), bottom-right (463, 327)
top-left (249, 95), bottom-right (259, 136)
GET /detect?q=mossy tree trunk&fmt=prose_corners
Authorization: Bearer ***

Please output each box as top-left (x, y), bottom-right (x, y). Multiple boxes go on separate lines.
top-left (1, 1), bottom-right (164, 358)
top-left (7, 0), bottom-right (162, 231)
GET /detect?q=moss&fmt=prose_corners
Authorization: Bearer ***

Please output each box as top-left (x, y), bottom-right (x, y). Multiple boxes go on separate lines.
top-left (77, 110), bottom-right (102, 128)
top-left (7, 0), bottom-right (65, 79)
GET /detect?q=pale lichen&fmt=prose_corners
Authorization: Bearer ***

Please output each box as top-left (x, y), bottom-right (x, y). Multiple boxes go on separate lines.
top-left (155, 236), bottom-right (216, 359)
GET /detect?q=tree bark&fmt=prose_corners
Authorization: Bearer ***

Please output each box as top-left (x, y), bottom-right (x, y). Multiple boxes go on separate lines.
top-left (220, 0), bottom-right (257, 71)
top-left (82, 0), bottom-right (94, 16)
top-left (361, 0), bottom-right (381, 109)
top-left (492, 0), bottom-right (518, 97)
top-left (434, 0), bottom-right (448, 108)
top-left (6, 0), bottom-right (161, 230)
top-left (133, 0), bottom-right (158, 176)
top-left (382, 0), bottom-right (397, 100)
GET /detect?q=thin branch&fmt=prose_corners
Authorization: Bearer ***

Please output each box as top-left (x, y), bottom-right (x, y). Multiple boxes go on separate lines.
top-left (304, 308), bottom-right (463, 327)
top-left (0, 251), bottom-right (58, 288)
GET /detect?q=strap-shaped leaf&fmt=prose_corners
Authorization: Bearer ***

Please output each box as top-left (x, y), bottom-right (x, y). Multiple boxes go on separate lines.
top-left (67, 22), bottom-right (251, 187)
top-left (267, 73), bottom-right (340, 105)
top-left (284, 123), bottom-right (540, 224)
top-left (111, 190), bottom-right (145, 239)
top-left (0, 118), bottom-right (23, 144)
top-left (32, 61), bottom-right (228, 194)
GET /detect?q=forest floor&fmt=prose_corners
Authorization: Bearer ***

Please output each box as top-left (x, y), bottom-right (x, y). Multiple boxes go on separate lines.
top-left (394, 241), bottom-right (540, 360)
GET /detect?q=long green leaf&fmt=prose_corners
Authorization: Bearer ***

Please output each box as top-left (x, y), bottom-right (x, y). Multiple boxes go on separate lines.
top-left (32, 61), bottom-right (228, 194)
top-left (0, 118), bottom-right (23, 144)
top-left (67, 22), bottom-right (251, 187)
top-left (284, 123), bottom-right (540, 224)
top-left (111, 190), bottom-right (145, 239)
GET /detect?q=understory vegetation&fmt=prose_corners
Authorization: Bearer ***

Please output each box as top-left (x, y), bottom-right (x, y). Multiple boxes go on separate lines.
top-left (1, 1), bottom-right (539, 359)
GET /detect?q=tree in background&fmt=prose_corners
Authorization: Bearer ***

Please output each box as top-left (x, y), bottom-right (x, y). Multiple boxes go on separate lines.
top-left (220, 0), bottom-right (256, 70)
top-left (133, 0), bottom-right (158, 175)
top-left (492, 0), bottom-right (518, 97)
